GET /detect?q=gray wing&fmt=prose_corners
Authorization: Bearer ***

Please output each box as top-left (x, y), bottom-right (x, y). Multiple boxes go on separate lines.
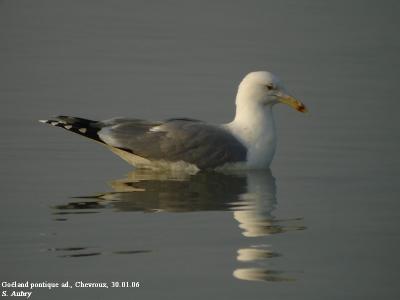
top-left (98, 118), bottom-right (247, 169)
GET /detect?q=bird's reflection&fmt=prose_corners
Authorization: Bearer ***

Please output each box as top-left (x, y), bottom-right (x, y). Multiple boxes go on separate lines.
top-left (53, 169), bottom-right (305, 282)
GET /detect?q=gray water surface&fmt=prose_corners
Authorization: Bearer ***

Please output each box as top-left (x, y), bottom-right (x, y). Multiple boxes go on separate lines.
top-left (1, 0), bottom-right (399, 299)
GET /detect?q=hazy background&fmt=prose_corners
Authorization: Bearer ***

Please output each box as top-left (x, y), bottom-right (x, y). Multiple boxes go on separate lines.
top-left (0, 0), bottom-right (399, 299)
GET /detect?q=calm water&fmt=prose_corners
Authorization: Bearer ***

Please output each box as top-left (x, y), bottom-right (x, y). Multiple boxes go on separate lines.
top-left (1, 0), bottom-right (399, 299)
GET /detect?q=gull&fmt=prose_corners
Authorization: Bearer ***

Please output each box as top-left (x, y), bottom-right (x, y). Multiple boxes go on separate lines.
top-left (40, 71), bottom-right (307, 171)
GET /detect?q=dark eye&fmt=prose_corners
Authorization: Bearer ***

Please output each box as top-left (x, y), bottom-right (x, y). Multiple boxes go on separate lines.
top-left (266, 84), bottom-right (274, 91)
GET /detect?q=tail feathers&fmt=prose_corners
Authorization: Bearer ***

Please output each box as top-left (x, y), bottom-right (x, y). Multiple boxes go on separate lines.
top-left (39, 115), bottom-right (104, 143)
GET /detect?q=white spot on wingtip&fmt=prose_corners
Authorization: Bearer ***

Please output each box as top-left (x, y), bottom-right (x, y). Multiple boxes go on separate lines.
top-left (79, 128), bottom-right (87, 133)
top-left (65, 125), bottom-right (72, 129)
top-left (50, 122), bottom-right (59, 126)
top-left (149, 126), bottom-right (164, 132)
top-left (38, 120), bottom-right (48, 123)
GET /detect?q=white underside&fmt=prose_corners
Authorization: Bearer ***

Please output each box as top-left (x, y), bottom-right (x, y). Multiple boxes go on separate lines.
top-left (107, 145), bottom-right (251, 173)
top-left (107, 146), bottom-right (201, 173)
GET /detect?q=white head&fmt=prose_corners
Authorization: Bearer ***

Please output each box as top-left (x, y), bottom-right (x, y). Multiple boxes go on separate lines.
top-left (236, 71), bottom-right (307, 113)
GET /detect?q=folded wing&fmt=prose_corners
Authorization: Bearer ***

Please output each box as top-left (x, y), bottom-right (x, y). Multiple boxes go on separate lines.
top-left (98, 118), bottom-right (247, 169)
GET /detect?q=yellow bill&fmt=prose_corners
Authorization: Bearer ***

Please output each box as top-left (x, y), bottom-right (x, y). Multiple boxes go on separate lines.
top-left (275, 91), bottom-right (308, 113)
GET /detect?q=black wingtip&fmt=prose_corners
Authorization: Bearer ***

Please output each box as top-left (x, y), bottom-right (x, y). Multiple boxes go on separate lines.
top-left (39, 116), bottom-right (104, 144)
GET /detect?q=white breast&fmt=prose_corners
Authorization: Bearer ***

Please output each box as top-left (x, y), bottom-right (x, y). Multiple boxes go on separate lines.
top-left (225, 105), bottom-right (277, 169)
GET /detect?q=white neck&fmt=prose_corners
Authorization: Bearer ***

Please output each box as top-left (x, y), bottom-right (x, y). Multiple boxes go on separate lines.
top-left (225, 91), bottom-right (277, 168)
